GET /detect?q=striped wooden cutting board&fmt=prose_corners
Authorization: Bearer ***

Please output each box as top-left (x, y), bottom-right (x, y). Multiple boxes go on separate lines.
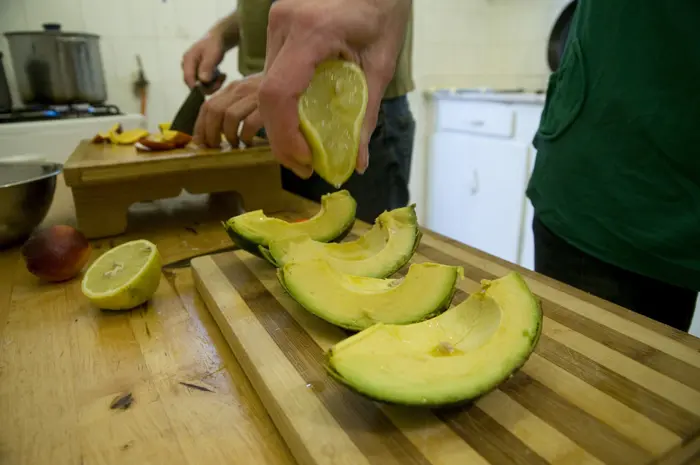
top-left (191, 227), bottom-right (700, 465)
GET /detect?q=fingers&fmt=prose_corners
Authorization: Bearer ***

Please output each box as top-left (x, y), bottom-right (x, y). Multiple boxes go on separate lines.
top-left (240, 109), bottom-right (264, 146)
top-left (259, 39), bottom-right (322, 178)
top-left (193, 83), bottom-right (237, 147)
top-left (182, 34), bottom-right (225, 89)
top-left (202, 89), bottom-right (236, 148)
top-left (356, 69), bottom-right (385, 174)
top-left (205, 72), bottom-right (227, 94)
top-left (263, 1), bottom-right (288, 69)
top-left (198, 54), bottom-right (220, 84)
top-left (182, 48), bottom-right (200, 89)
top-left (193, 77), bottom-right (263, 148)
top-left (222, 94), bottom-right (257, 147)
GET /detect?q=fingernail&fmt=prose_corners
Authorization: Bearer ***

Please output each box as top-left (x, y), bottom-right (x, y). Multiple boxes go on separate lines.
top-left (293, 165), bottom-right (313, 179)
top-left (199, 71), bottom-right (211, 83)
top-left (357, 151), bottom-right (369, 174)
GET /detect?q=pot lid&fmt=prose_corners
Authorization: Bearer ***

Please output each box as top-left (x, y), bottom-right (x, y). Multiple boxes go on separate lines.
top-left (4, 23), bottom-right (99, 39)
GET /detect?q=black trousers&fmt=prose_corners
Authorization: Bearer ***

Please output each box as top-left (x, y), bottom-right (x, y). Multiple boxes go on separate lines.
top-left (281, 95), bottom-right (415, 224)
top-left (533, 215), bottom-right (697, 332)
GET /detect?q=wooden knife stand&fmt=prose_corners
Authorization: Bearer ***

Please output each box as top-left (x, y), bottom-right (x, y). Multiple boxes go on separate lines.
top-left (63, 141), bottom-right (286, 239)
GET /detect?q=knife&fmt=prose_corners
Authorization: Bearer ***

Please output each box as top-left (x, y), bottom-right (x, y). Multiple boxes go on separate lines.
top-left (170, 70), bottom-right (223, 135)
top-left (161, 245), bottom-right (240, 270)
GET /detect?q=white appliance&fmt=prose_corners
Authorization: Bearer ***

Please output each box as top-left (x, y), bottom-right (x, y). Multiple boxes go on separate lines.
top-left (0, 114), bottom-right (146, 164)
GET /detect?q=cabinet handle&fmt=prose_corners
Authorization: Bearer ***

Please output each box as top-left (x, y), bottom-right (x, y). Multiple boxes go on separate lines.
top-left (469, 120), bottom-right (485, 127)
top-left (469, 170), bottom-right (479, 195)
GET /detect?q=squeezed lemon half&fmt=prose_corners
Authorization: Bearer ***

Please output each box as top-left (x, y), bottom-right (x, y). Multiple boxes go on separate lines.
top-left (298, 59), bottom-right (368, 188)
top-left (81, 239), bottom-right (162, 310)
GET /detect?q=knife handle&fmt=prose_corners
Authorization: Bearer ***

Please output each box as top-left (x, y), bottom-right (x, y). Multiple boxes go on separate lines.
top-left (200, 69), bottom-right (223, 91)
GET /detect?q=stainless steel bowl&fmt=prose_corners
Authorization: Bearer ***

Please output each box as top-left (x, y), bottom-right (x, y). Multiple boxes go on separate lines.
top-left (0, 162), bottom-right (62, 248)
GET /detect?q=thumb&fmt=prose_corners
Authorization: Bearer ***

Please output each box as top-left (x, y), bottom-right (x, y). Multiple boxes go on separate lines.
top-left (357, 70), bottom-right (385, 174)
top-left (198, 51), bottom-right (221, 83)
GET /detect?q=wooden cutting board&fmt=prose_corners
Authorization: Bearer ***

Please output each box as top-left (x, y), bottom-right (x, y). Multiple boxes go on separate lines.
top-left (62, 141), bottom-right (285, 238)
top-left (63, 139), bottom-right (273, 186)
top-left (191, 228), bottom-right (700, 465)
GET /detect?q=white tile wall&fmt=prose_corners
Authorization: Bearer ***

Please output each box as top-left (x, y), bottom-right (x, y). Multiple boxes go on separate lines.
top-left (408, 0), bottom-right (572, 221)
top-left (0, 0), bottom-right (570, 209)
top-left (0, 0), bottom-right (242, 132)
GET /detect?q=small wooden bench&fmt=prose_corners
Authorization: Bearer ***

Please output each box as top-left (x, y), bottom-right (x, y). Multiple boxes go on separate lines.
top-left (63, 141), bottom-right (286, 239)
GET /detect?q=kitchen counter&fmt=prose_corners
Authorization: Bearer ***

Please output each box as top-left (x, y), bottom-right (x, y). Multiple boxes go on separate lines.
top-left (2, 176), bottom-right (700, 465)
top-left (425, 88), bottom-right (547, 105)
top-left (0, 175), bottom-right (302, 465)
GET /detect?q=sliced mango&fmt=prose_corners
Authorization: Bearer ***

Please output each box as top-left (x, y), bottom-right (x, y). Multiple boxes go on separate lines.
top-left (112, 129), bottom-right (150, 145)
top-left (91, 123), bottom-right (122, 143)
top-left (136, 130), bottom-right (192, 152)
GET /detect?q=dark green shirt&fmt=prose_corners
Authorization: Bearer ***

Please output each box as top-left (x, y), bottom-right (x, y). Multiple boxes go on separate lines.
top-left (526, 0), bottom-right (700, 291)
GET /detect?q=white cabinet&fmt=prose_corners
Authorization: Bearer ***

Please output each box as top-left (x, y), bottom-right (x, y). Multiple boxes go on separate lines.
top-left (427, 132), bottom-right (474, 243)
top-left (427, 132), bottom-right (529, 264)
top-left (519, 148), bottom-right (538, 270)
top-left (515, 105), bottom-right (545, 270)
top-left (426, 93), bottom-right (544, 267)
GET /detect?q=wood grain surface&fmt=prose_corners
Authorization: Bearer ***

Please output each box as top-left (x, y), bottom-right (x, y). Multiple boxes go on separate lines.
top-left (62, 141), bottom-right (286, 238)
top-left (192, 220), bottom-right (700, 465)
top-left (63, 140), bottom-right (275, 186)
top-left (0, 176), bottom-right (314, 465)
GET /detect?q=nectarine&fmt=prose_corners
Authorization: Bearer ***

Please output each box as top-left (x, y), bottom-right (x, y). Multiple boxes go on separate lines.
top-left (21, 225), bottom-right (92, 282)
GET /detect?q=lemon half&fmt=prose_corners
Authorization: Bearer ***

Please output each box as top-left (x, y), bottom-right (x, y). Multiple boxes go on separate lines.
top-left (81, 239), bottom-right (162, 310)
top-left (298, 60), bottom-right (368, 188)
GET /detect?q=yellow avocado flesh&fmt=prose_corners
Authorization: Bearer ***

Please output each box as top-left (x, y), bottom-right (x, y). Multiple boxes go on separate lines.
top-left (227, 190), bottom-right (356, 246)
top-left (272, 221), bottom-right (386, 262)
top-left (280, 260), bottom-right (462, 330)
top-left (327, 272), bottom-right (542, 406)
top-left (267, 205), bottom-right (418, 278)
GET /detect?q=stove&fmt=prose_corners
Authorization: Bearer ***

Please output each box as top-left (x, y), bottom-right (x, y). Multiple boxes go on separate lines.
top-left (0, 103), bottom-right (122, 124)
top-left (0, 104), bottom-right (146, 164)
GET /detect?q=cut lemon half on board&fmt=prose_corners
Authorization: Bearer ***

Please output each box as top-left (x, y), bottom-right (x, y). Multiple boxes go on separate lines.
top-left (81, 239), bottom-right (162, 310)
top-left (299, 60), bottom-right (368, 188)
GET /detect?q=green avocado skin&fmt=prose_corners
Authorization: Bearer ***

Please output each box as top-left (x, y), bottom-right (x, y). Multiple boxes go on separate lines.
top-left (277, 257), bottom-right (459, 332)
top-left (259, 246), bottom-right (278, 266)
top-left (324, 274), bottom-right (544, 408)
top-left (386, 230), bottom-right (422, 278)
top-left (324, 333), bottom-right (536, 409)
top-left (222, 221), bottom-right (266, 258)
top-left (259, 229), bottom-right (422, 279)
top-left (223, 219), bottom-right (356, 259)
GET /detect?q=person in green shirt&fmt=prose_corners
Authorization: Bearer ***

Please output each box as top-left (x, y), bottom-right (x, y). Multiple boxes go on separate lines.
top-left (526, 0), bottom-right (700, 332)
top-left (181, 0), bottom-right (415, 223)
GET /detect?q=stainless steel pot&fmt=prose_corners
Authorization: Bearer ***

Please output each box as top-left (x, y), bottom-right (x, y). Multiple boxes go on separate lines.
top-left (4, 23), bottom-right (107, 105)
top-left (0, 52), bottom-right (12, 111)
top-left (0, 161), bottom-right (62, 248)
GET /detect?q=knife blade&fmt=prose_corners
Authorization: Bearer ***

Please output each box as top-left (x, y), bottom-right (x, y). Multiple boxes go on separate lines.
top-left (170, 70), bottom-right (223, 135)
top-left (161, 245), bottom-right (239, 270)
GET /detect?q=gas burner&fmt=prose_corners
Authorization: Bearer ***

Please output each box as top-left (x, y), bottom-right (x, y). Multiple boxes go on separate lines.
top-left (0, 103), bottom-right (122, 124)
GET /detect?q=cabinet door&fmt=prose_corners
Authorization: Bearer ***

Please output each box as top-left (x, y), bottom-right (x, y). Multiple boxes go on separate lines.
top-left (520, 146), bottom-right (537, 270)
top-left (426, 132), bottom-right (476, 243)
top-left (462, 136), bottom-right (530, 264)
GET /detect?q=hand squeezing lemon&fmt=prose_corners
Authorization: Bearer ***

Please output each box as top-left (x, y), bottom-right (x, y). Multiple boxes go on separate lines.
top-left (298, 60), bottom-right (368, 188)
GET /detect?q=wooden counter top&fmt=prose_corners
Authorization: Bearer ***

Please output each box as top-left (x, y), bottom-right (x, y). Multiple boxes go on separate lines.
top-left (0, 175), bottom-right (300, 465)
top-left (63, 140), bottom-right (275, 186)
top-left (2, 176), bottom-right (699, 465)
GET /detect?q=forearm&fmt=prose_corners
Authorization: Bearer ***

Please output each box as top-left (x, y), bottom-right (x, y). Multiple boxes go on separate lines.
top-left (210, 10), bottom-right (241, 51)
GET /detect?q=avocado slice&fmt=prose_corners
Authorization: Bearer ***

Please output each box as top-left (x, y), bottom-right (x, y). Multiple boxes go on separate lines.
top-left (326, 272), bottom-right (542, 406)
top-left (263, 204), bottom-right (420, 278)
top-left (222, 190), bottom-right (356, 256)
top-left (278, 259), bottom-right (463, 331)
